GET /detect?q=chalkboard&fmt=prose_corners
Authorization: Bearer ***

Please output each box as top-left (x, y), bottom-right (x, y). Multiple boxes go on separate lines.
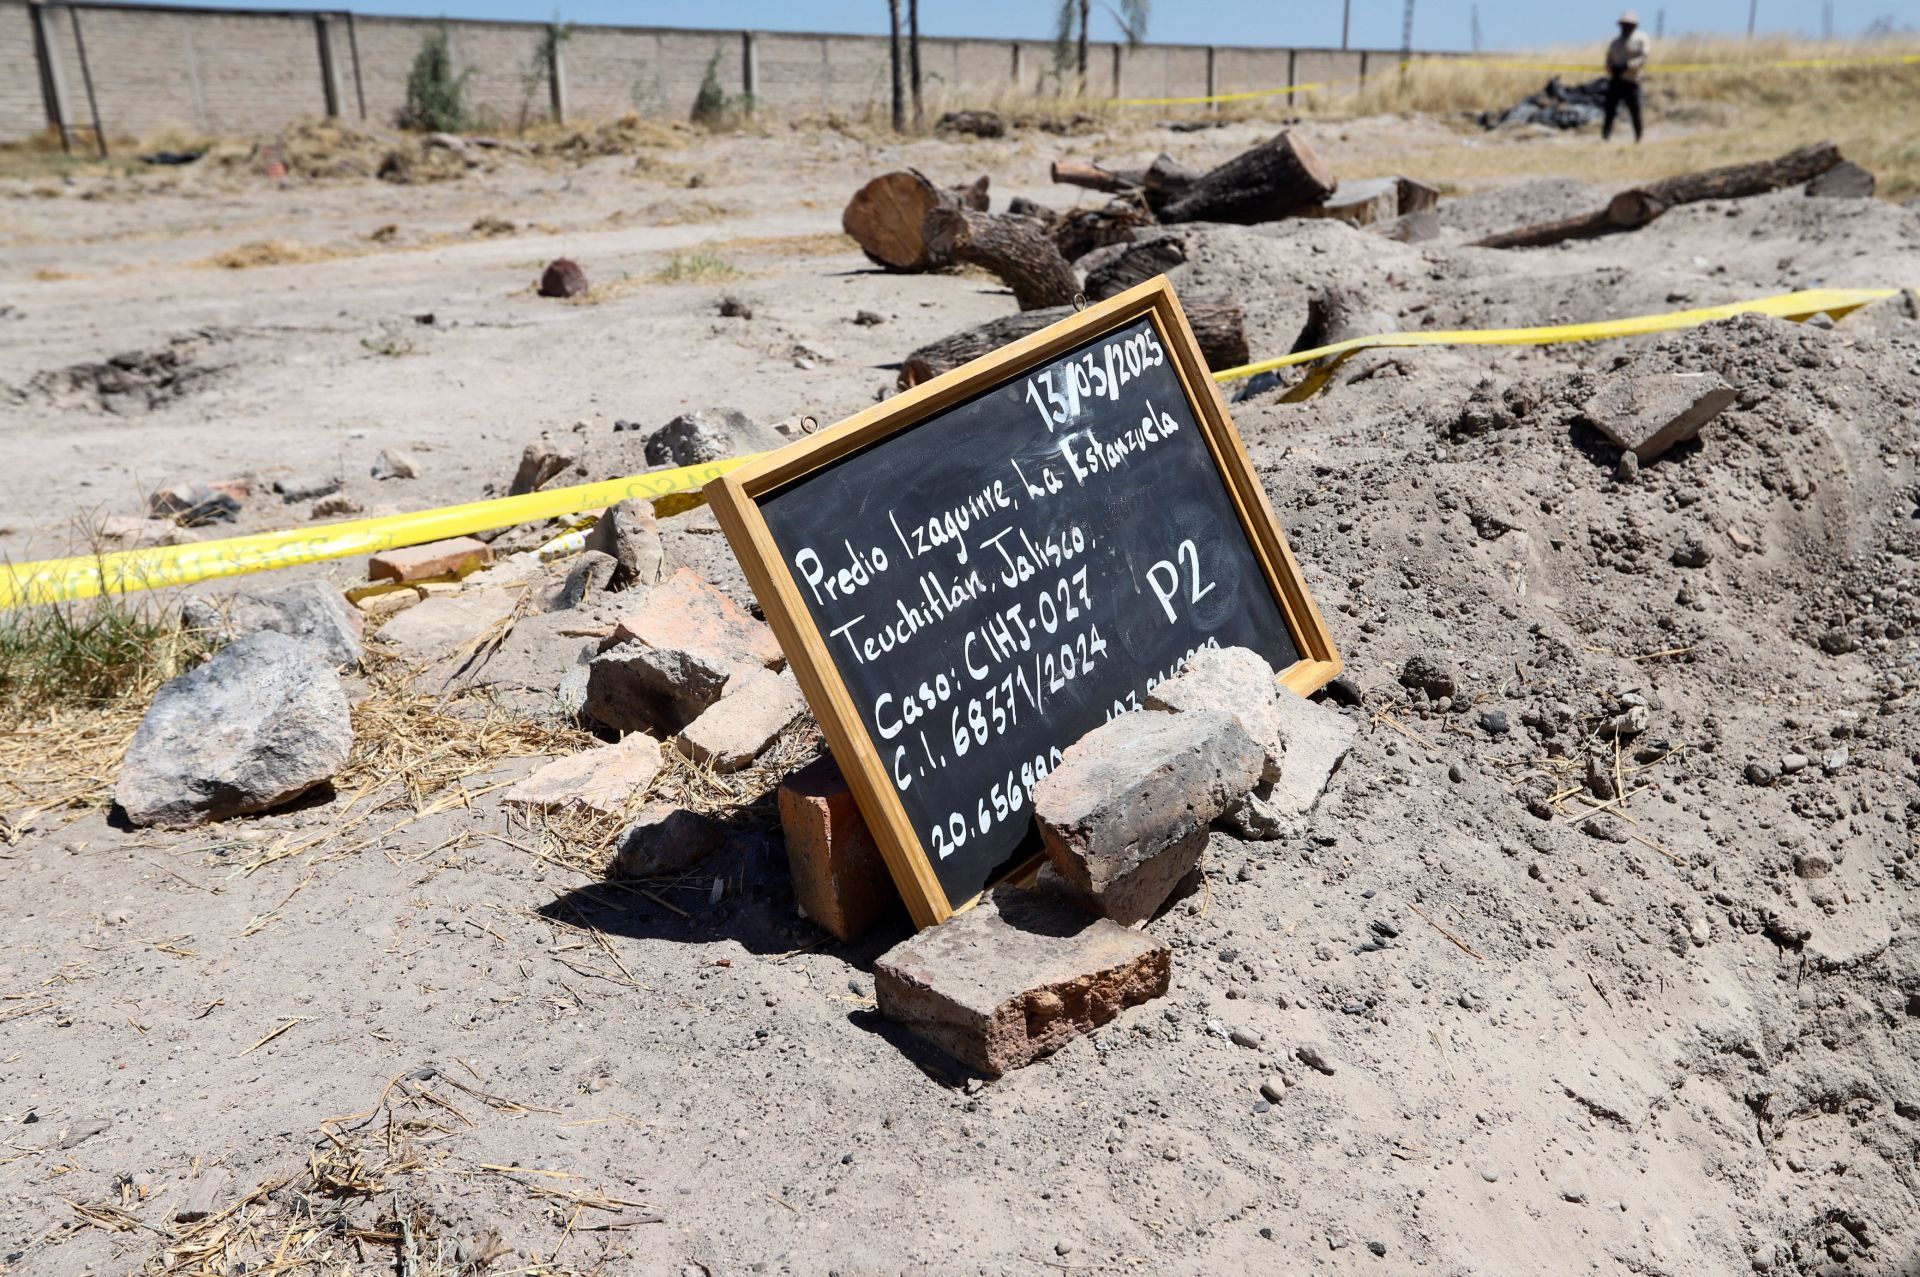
top-left (707, 280), bottom-right (1339, 927)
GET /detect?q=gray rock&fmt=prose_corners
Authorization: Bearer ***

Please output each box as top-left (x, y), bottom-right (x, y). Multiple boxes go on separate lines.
top-left (116, 631), bottom-right (353, 828)
top-left (179, 580), bottom-right (363, 670)
top-left (554, 550), bottom-right (617, 610)
top-left (1745, 761), bottom-right (1778, 786)
top-left (582, 499), bottom-right (665, 590)
top-left (609, 804), bottom-right (727, 878)
top-left (508, 433), bottom-right (579, 496)
top-left (1295, 1041), bottom-right (1337, 1075)
top-left (586, 641), bottom-right (733, 734)
top-left (371, 448), bottom-right (420, 480)
top-left (646, 409), bottom-right (756, 468)
top-left (1671, 538), bottom-right (1713, 569)
top-left (1780, 752), bottom-right (1809, 774)
top-left (1218, 789), bottom-right (1285, 841)
top-left (1145, 645), bottom-right (1286, 783)
top-left (1479, 707), bottom-right (1511, 735)
top-left (273, 473), bottom-right (341, 502)
top-left (1266, 694), bottom-right (1358, 817)
top-left (1035, 709), bottom-right (1263, 926)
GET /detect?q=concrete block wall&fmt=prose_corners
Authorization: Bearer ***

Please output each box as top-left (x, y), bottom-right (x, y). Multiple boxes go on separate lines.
top-left (0, 1), bottom-right (43, 140)
top-left (1, 1), bottom-right (1435, 145)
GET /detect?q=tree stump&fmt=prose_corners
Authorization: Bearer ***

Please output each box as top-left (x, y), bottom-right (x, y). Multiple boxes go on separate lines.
top-left (1157, 131), bottom-right (1337, 225)
top-left (922, 207), bottom-right (1080, 311)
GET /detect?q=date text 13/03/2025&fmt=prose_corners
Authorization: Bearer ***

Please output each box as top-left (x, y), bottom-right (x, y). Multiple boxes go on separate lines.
top-left (756, 313), bottom-right (1297, 896)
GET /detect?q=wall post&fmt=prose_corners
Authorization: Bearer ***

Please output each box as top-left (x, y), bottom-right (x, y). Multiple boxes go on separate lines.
top-left (1110, 42), bottom-right (1121, 97)
top-left (28, 0), bottom-right (75, 152)
top-left (1286, 48), bottom-right (1297, 106)
top-left (1010, 40), bottom-right (1020, 91)
top-left (548, 22), bottom-right (568, 122)
top-left (1205, 44), bottom-right (1216, 111)
top-left (315, 14), bottom-right (344, 119)
top-left (741, 29), bottom-right (757, 108)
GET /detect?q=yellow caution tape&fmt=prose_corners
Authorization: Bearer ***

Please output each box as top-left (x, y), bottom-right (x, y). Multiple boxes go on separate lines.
top-left (0, 456), bottom-right (762, 610)
top-left (2, 287), bottom-right (1900, 609)
top-left (1210, 286), bottom-right (1897, 401)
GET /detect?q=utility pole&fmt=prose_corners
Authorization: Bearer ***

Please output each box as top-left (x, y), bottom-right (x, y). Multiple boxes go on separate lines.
top-left (1400, 0), bottom-right (1415, 59)
top-left (1747, 0), bottom-right (1757, 39)
top-left (907, 0), bottom-right (922, 129)
top-left (1341, 0), bottom-right (1351, 50)
top-left (1822, 0), bottom-right (1833, 40)
top-left (1470, 4), bottom-right (1481, 53)
top-left (1655, 9), bottom-right (1665, 38)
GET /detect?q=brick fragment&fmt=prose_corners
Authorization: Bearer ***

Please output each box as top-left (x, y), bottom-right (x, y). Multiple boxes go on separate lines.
top-left (1582, 372), bottom-right (1736, 462)
top-left (1034, 709), bottom-right (1262, 926)
top-left (873, 883), bottom-right (1170, 1075)
top-left (367, 536), bottom-right (492, 584)
top-left (504, 735), bottom-right (663, 816)
top-left (778, 754), bottom-right (895, 942)
top-left (1145, 645), bottom-right (1286, 784)
top-left (675, 669), bottom-right (807, 773)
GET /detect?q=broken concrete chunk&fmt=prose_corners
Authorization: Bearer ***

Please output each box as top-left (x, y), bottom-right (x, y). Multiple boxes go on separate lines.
top-left (1805, 161), bottom-right (1874, 199)
top-left (554, 549), bottom-right (617, 610)
top-left (273, 473), bottom-right (341, 503)
top-left (1034, 709), bottom-right (1263, 926)
top-left (504, 734), bottom-right (663, 816)
top-left (873, 883), bottom-right (1171, 1075)
top-left (117, 631), bottom-right (353, 828)
top-left (179, 579), bottom-right (364, 670)
top-left (373, 589), bottom-right (519, 663)
top-left (609, 803), bottom-right (726, 878)
top-left (368, 536), bottom-right (493, 584)
top-left (174, 1167), bottom-right (235, 1223)
top-left (779, 754), bottom-right (895, 943)
top-left (508, 434), bottom-right (580, 496)
top-left (586, 640), bottom-right (735, 734)
top-left (1266, 694), bottom-right (1358, 818)
top-left (370, 448), bottom-right (420, 480)
top-left (1582, 372), bottom-right (1736, 462)
top-left (1145, 645), bottom-right (1286, 784)
top-left (645, 409), bottom-right (755, 468)
top-left (674, 668), bottom-right (807, 773)
top-left (582, 499), bottom-right (665, 591)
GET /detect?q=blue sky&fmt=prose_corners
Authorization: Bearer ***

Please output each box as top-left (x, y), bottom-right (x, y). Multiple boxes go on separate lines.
top-left (198, 0), bottom-right (1920, 48)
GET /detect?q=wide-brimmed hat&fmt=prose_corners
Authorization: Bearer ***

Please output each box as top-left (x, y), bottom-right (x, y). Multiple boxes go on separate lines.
top-left (1619, 10), bottom-right (1640, 23)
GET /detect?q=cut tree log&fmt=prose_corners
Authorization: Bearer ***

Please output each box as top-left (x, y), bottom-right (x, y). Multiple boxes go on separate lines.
top-left (842, 169), bottom-right (991, 271)
top-left (1141, 154), bottom-right (1197, 210)
top-left (1157, 131), bottom-right (1337, 225)
top-left (1083, 236), bottom-right (1188, 301)
top-left (1474, 142), bottom-right (1843, 249)
top-left (1605, 141), bottom-right (1841, 225)
top-left (899, 298), bottom-right (1248, 388)
top-left (1051, 159), bottom-right (1144, 196)
top-left (1051, 204), bottom-right (1154, 262)
top-left (1306, 176), bottom-right (1401, 227)
top-left (922, 207), bottom-right (1080, 310)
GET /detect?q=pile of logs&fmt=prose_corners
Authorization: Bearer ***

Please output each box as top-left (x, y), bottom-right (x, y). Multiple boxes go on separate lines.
top-left (1472, 141), bottom-right (1849, 249)
top-left (840, 130), bottom-right (1436, 390)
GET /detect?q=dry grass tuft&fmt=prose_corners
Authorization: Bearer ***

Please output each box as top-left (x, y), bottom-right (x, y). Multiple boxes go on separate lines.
top-left (138, 1072), bottom-right (631, 1276)
top-left (649, 250), bottom-right (742, 284)
top-left (199, 238), bottom-right (346, 270)
top-left (0, 593), bottom-right (209, 832)
top-left (707, 231), bottom-right (858, 258)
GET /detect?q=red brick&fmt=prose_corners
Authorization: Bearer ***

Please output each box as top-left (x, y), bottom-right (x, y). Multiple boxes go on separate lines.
top-left (778, 754), bottom-right (896, 942)
top-left (367, 536), bottom-right (493, 584)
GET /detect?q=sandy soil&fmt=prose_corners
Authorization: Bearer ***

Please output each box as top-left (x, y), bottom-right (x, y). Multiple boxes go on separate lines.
top-left (2, 110), bottom-right (1919, 1277)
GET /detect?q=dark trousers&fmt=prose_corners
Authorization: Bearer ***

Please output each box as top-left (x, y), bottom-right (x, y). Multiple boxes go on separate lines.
top-left (1603, 76), bottom-right (1643, 141)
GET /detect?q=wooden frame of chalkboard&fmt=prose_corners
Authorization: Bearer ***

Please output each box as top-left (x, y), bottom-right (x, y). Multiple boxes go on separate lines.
top-left (706, 277), bottom-right (1340, 928)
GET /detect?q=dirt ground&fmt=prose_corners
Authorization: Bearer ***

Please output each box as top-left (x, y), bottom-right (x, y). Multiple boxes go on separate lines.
top-left (2, 104), bottom-right (1919, 1277)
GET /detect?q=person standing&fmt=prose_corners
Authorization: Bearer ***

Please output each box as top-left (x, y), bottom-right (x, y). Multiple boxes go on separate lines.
top-left (1603, 10), bottom-right (1651, 141)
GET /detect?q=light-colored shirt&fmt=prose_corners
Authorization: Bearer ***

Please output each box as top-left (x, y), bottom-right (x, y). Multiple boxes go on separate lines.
top-left (1607, 30), bottom-right (1651, 80)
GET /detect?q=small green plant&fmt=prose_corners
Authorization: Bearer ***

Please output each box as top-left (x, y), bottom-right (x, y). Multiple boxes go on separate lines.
top-left (518, 18), bottom-right (573, 133)
top-left (360, 332), bottom-right (417, 357)
top-left (0, 590), bottom-right (208, 728)
top-left (651, 251), bottom-right (740, 283)
top-left (690, 49), bottom-right (755, 128)
top-left (402, 24), bottom-right (471, 133)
